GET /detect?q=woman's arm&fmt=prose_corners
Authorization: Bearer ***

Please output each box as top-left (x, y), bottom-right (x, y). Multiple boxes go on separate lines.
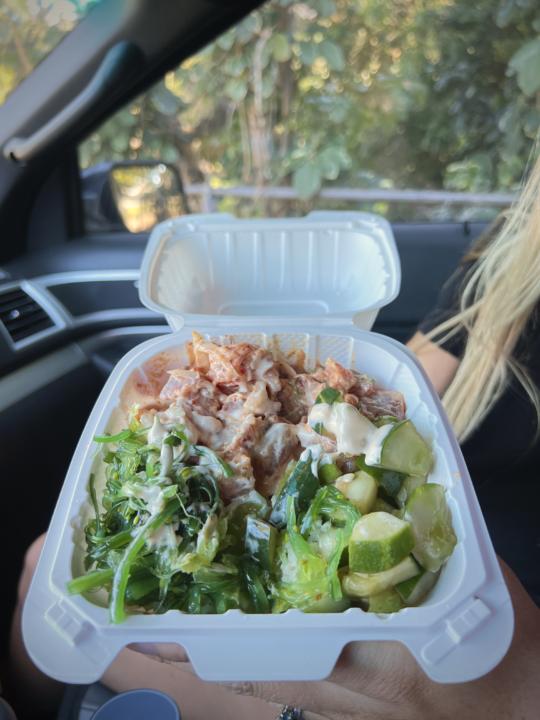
top-left (9, 536), bottom-right (64, 717)
top-left (9, 535), bottom-right (279, 720)
top-left (407, 331), bottom-right (460, 396)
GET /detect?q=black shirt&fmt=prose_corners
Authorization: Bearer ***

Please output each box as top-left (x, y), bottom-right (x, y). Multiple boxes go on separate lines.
top-left (419, 265), bottom-right (540, 605)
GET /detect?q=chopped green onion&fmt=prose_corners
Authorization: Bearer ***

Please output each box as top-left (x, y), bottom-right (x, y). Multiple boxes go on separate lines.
top-left (315, 387), bottom-right (342, 405)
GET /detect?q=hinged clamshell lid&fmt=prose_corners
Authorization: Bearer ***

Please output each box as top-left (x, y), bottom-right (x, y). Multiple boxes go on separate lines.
top-left (139, 211), bottom-right (400, 331)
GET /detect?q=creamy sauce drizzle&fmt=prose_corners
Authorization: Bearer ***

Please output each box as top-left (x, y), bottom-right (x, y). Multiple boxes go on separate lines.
top-left (364, 424), bottom-right (394, 466)
top-left (308, 402), bottom-right (393, 464)
top-left (300, 443), bottom-right (323, 477)
top-left (123, 483), bottom-right (165, 516)
top-left (148, 415), bottom-right (167, 445)
top-left (146, 523), bottom-right (178, 549)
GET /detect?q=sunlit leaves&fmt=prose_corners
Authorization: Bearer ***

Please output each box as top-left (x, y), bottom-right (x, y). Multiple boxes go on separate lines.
top-left (445, 154), bottom-right (494, 193)
top-left (150, 85), bottom-right (183, 116)
top-left (298, 41), bottom-right (318, 65)
top-left (320, 40), bottom-right (345, 71)
top-left (217, 31), bottom-right (236, 52)
top-left (293, 145), bottom-right (351, 197)
top-left (225, 78), bottom-right (248, 102)
top-left (223, 56), bottom-right (246, 78)
top-left (318, 150), bottom-right (340, 180)
top-left (508, 37), bottom-right (540, 96)
top-left (0, 65), bottom-right (16, 104)
top-left (268, 33), bottom-right (291, 62)
top-left (235, 13), bottom-right (263, 44)
top-left (312, 0), bottom-right (337, 18)
top-left (293, 162), bottom-right (321, 198)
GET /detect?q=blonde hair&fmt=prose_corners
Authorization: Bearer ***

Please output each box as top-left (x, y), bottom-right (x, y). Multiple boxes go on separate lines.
top-left (425, 153), bottom-right (540, 443)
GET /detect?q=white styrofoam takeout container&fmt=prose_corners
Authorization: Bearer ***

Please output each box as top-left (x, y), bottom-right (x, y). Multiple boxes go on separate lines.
top-left (23, 212), bottom-right (513, 685)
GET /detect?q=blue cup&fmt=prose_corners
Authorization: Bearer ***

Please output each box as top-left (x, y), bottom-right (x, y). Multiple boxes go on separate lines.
top-left (91, 689), bottom-right (180, 720)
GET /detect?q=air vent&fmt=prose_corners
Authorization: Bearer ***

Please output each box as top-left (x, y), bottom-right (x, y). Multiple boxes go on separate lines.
top-left (0, 286), bottom-right (54, 343)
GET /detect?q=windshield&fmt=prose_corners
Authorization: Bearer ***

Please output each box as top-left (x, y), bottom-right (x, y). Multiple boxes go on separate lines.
top-left (79, 0), bottom-right (539, 226)
top-left (0, 0), bottom-right (100, 107)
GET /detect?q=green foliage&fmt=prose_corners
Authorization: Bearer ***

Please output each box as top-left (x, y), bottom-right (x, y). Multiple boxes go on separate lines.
top-left (509, 38), bottom-right (540, 96)
top-left (2, 0), bottom-right (540, 221)
top-left (0, 0), bottom-right (98, 103)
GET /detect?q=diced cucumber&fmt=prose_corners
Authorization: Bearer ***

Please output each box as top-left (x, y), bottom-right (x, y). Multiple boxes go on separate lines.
top-left (349, 512), bottom-right (415, 573)
top-left (354, 455), bottom-right (380, 478)
top-left (404, 484), bottom-right (457, 572)
top-left (396, 568), bottom-right (440, 606)
top-left (355, 457), bottom-right (405, 500)
top-left (227, 489), bottom-right (269, 519)
top-left (319, 462), bottom-right (342, 484)
top-left (271, 461), bottom-right (295, 505)
top-left (242, 559), bottom-right (270, 613)
top-left (270, 454), bottom-right (320, 528)
top-left (396, 475), bottom-right (426, 508)
top-left (335, 471), bottom-right (377, 514)
top-left (378, 470), bottom-right (404, 499)
top-left (366, 588), bottom-right (403, 613)
top-left (341, 555), bottom-right (420, 597)
top-left (373, 498), bottom-right (403, 517)
top-left (377, 420), bottom-right (433, 476)
top-left (245, 517), bottom-right (278, 572)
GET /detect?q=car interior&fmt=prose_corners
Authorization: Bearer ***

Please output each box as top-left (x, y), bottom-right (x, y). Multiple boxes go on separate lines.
top-left (0, 0), bottom-right (504, 717)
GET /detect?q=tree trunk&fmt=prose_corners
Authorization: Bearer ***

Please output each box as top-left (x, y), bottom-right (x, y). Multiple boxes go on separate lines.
top-left (239, 102), bottom-right (253, 183)
top-left (247, 29), bottom-right (272, 213)
top-left (277, 5), bottom-right (295, 161)
top-left (8, 20), bottom-right (33, 76)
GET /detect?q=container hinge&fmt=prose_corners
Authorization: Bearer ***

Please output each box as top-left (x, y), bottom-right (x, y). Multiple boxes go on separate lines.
top-left (45, 601), bottom-right (111, 666)
top-left (45, 601), bottom-right (92, 645)
top-left (421, 598), bottom-right (491, 665)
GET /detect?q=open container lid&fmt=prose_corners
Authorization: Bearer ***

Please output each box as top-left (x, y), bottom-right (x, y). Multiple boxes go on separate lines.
top-left (139, 211), bottom-right (401, 330)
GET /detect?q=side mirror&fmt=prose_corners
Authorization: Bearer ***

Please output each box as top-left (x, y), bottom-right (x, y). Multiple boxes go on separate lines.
top-left (81, 161), bottom-right (189, 233)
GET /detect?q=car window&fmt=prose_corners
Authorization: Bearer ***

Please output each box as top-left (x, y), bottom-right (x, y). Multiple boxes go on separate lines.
top-left (79, 0), bottom-right (540, 231)
top-left (0, 0), bottom-right (100, 107)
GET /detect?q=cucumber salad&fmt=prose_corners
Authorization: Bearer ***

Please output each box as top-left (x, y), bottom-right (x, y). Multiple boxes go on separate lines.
top-left (69, 333), bottom-right (457, 621)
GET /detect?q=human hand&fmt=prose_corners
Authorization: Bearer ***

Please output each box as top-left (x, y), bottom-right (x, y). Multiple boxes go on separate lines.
top-left (218, 561), bottom-right (539, 720)
top-left (133, 561), bottom-right (539, 720)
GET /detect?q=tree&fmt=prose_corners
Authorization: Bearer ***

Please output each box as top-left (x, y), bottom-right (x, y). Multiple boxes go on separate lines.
top-left (407, 0), bottom-right (540, 193)
top-left (2, 1), bottom-right (540, 220)
top-left (79, 0), bottom-right (540, 219)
